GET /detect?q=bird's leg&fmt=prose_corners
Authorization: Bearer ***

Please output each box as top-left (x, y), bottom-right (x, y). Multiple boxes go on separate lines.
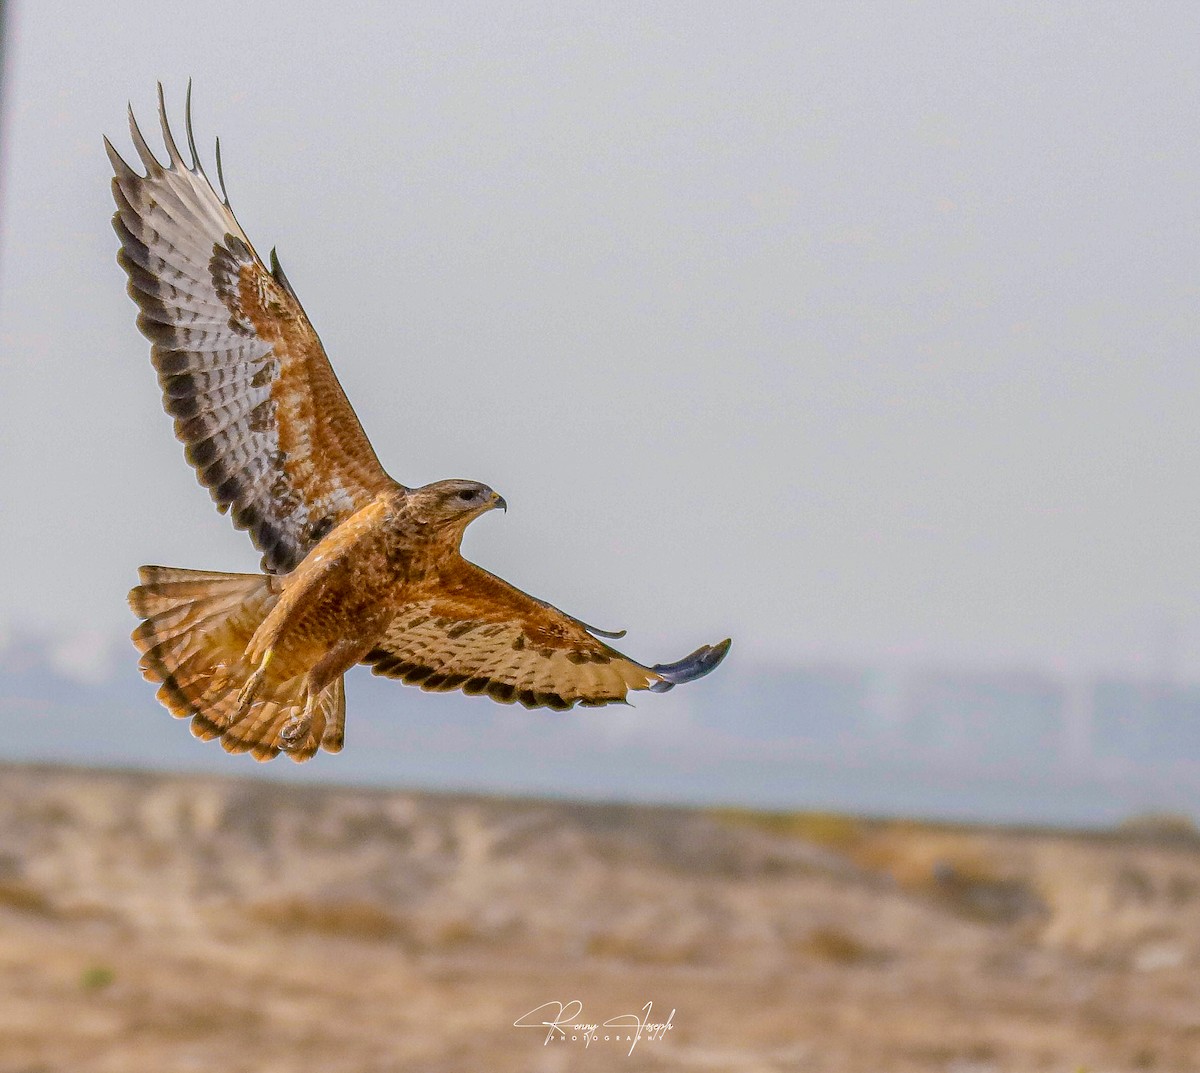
top-left (277, 638), bottom-right (369, 751)
top-left (235, 648), bottom-right (273, 716)
top-left (279, 689), bottom-right (317, 751)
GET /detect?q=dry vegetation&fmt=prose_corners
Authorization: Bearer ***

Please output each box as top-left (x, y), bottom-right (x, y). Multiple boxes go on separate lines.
top-left (1, 763), bottom-right (1199, 1071)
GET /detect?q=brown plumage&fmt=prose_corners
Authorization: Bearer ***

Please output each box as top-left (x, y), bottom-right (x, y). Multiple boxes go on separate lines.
top-left (112, 85), bottom-right (731, 762)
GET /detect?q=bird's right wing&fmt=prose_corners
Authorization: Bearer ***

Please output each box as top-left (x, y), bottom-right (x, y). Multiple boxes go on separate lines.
top-left (364, 559), bottom-right (731, 710)
top-left (107, 85), bottom-right (397, 573)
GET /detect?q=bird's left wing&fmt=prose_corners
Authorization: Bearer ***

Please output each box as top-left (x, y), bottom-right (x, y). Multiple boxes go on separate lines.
top-left (364, 560), bottom-right (730, 710)
top-left (107, 85), bottom-right (397, 573)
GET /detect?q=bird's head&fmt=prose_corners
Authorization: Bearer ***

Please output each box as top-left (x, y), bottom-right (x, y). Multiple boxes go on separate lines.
top-left (407, 479), bottom-right (507, 538)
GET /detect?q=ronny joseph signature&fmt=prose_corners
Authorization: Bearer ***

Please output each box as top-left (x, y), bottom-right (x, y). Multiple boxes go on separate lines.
top-left (513, 1000), bottom-right (675, 1055)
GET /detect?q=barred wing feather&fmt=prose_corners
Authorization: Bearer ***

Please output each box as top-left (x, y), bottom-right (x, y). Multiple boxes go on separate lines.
top-left (365, 560), bottom-right (731, 710)
top-left (107, 84), bottom-right (396, 573)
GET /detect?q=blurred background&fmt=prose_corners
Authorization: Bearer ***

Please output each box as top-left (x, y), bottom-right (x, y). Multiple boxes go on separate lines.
top-left (2, 2), bottom-right (1200, 1070)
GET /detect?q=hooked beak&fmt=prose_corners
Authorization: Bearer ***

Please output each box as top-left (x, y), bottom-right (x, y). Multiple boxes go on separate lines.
top-left (491, 491), bottom-right (507, 513)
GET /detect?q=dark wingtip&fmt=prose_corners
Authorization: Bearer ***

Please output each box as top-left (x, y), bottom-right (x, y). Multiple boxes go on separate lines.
top-left (214, 135), bottom-right (231, 205)
top-left (269, 247), bottom-right (298, 300)
top-left (156, 82), bottom-right (185, 167)
top-left (103, 135), bottom-right (136, 181)
top-left (184, 79), bottom-right (203, 173)
top-left (649, 637), bottom-right (731, 693)
top-left (582, 621), bottom-right (626, 640)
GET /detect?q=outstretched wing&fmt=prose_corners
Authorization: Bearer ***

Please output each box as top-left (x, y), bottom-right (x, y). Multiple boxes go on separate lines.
top-left (364, 559), bottom-right (731, 710)
top-left (107, 85), bottom-right (397, 573)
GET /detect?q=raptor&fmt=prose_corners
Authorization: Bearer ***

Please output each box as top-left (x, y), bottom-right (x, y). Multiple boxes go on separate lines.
top-left (109, 86), bottom-right (730, 762)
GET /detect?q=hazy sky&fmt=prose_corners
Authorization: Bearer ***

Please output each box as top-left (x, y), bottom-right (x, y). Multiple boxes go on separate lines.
top-left (2, 2), bottom-right (1199, 678)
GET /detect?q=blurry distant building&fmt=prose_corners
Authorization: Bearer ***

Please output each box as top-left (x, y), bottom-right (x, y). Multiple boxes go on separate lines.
top-left (1092, 679), bottom-right (1200, 764)
top-left (784, 664), bottom-right (873, 745)
top-left (900, 670), bottom-right (1067, 767)
top-left (698, 663), bottom-right (873, 745)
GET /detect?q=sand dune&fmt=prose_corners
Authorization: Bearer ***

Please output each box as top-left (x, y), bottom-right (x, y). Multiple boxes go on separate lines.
top-left (0, 762), bottom-right (1197, 1071)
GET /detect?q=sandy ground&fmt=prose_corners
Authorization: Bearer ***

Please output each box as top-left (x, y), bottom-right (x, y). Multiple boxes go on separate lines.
top-left (1, 763), bottom-right (1199, 1072)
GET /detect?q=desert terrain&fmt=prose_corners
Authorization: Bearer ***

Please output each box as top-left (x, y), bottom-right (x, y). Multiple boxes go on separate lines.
top-left (0, 762), bottom-right (1198, 1071)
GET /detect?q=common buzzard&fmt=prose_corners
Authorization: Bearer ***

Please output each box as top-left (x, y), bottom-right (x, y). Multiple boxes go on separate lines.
top-left (108, 85), bottom-right (730, 762)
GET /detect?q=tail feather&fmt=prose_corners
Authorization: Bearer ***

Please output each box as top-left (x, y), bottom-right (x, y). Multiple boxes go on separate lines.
top-left (223, 697), bottom-right (286, 760)
top-left (129, 567), bottom-right (270, 616)
top-left (221, 682), bottom-right (337, 762)
top-left (129, 565), bottom-right (346, 763)
top-left (318, 678), bottom-right (346, 754)
top-left (132, 593), bottom-right (247, 643)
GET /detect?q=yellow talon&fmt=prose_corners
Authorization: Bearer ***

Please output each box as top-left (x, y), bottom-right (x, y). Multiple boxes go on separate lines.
top-left (236, 648), bottom-right (274, 714)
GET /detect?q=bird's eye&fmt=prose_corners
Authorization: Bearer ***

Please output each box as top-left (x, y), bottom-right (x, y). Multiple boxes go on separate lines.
top-left (458, 490), bottom-right (476, 501)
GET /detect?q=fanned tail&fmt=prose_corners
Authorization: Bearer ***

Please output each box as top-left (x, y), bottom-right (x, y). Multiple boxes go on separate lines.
top-left (128, 566), bottom-right (345, 761)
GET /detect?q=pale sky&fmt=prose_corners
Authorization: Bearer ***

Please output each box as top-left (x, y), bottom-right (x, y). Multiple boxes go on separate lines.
top-left (2, 1), bottom-right (1199, 678)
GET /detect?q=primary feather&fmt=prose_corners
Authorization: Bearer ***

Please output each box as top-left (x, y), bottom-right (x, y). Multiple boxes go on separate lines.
top-left (107, 83), bottom-right (396, 575)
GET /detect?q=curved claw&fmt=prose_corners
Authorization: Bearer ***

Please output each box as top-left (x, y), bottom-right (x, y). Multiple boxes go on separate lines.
top-left (648, 638), bottom-right (731, 693)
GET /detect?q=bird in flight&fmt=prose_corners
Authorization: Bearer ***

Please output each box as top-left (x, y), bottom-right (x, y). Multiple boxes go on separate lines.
top-left (107, 85), bottom-right (730, 762)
